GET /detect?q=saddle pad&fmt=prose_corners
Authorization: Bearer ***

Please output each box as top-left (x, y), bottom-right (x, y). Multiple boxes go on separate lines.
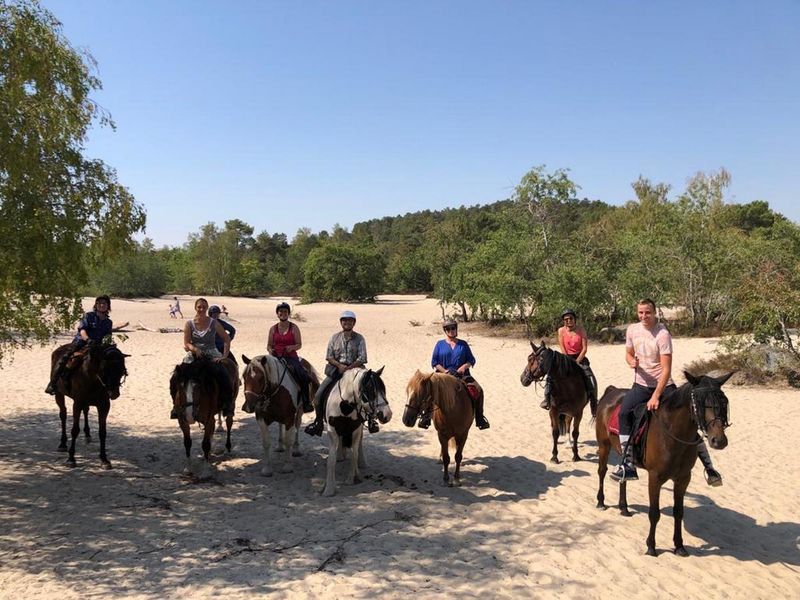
top-left (607, 403), bottom-right (648, 445)
top-left (466, 383), bottom-right (480, 401)
top-left (608, 404), bottom-right (622, 435)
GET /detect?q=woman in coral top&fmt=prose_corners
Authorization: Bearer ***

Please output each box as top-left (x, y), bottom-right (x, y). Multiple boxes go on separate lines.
top-left (267, 302), bottom-right (313, 412)
top-left (540, 308), bottom-right (597, 410)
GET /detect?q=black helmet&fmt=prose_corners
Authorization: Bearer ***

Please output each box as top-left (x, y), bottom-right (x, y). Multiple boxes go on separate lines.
top-left (95, 295), bottom-right (111, 310)
top-left (442, 318), bottom-right (458, 330)
top-left (561, 308), bottom-right (577, 320)
top-left (276, 302), bottom-right (291, 314)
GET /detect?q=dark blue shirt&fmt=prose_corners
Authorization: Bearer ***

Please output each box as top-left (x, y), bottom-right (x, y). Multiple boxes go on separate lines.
top-left (73, 311), bottom-right (113, 344)
top-left (214, 319), bottom-right (236, 354)
top-left (431, 339), bottom-right (476, 373)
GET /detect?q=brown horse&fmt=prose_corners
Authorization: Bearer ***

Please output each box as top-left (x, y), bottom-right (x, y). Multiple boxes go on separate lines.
top-left (241, 355), bottom-right (319, 476)
top-left (402, 370), bottom-right (474, 487)
top-left (520, 341), bottom-right (595, 463)
top-left (170, 357), bottom-right (238, 478)
top-left (595, 371), bottom-right (733, 556)
top-left (50, 343), bottom-right (129, 469)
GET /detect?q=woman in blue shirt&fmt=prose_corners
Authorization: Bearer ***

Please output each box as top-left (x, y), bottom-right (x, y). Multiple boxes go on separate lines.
top-left (422, 318), bottom-right (490, 430)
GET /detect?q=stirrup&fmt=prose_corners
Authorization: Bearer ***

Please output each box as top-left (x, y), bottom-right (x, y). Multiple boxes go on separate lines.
top-left (610, 462), bottom-right (638, 482)
top-left (304, 420), bottom-right (323, 437)
top-left (704, 468), bottom-right (723, 487)
top-left (45, 382), bottom-right (57, 395)
top-left (539, 399), bottom-right (550, 410)
top-left (170, 407), bottom-right (180, 420)
top-left (476, 415), bottom-right (490, 430)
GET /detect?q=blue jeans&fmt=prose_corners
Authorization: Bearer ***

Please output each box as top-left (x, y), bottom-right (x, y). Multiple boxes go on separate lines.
top-left (619, 383), bottom-right (677, 436)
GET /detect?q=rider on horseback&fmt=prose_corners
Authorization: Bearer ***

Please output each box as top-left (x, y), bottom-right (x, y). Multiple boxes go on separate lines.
top-left (45, 295), bottom-right (113, 395)
top-left (540, 309), bottom-right (597, 411)
top-left (611, 298), bottom-right (723, 486)
top-left (209, 304), bottom-right (237, 365)
top-left (267, 302), bottom-right (313, 413)
top-left (304, 310), bottom-right (367, 437)
top-left (419, 318), bottom-right (490, 430)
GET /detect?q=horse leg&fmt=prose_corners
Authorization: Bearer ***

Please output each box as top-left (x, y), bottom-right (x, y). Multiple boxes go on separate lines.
top-left (280, 426), bottom-right (296, 474)
top-left (322, 431), bottom-right (339, 496)
top-left (276, 424), bottom-right (287, 453)
top-left (672, 475), bottom-right (691, 556)
top-left (198, 421), bottom-right (215, 480)
top-left (225, 414), bottom-right (233, 453)
top-left (56, 393), bottom-right (68, 451)
top-left (180, 419), bottom-right (192, 475)
top-left (345, 427), bottom-right (363, 485)
top-left (83, 407), bottom-right (92, 443)
top-left (67, 402), bottom-right (81, 467)
top-left (596, 436), bottom-right (610, 509)
top-left (550, 413), bottom-right (560, 464)
top-left (453, 435), bottom-right (468, 487)
top-left (619, 480), bottom-right (631, 517)
top-left (291, 406), bottom-right (303, 457)
top-left (439, 432), bottom-right (451, 486)
top-left (357, 430), bottom-right (367, 469)
top-left (97, 401), bottom-right (112, 469)
top-left (646, 472), bottom-right (663, 556)
top-left (571, 414), bottom-right (582, 461)
top-left (257, 419), bottom-right (274, 477)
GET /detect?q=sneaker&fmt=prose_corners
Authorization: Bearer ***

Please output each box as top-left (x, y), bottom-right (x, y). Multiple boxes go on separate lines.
top-left (476, 415), bottom-right (490, 430)
top-left (170, 406), bottom-right (180, 420)
top-left (704, 467), bottom-right (723, 487)
top-left (610, 462), bottom-right (638, 482)
top-left (539, 398), bottom-right (550, 410)
top-left (418, 413), bottom-right (432, 429)
top-left (304, 420), bottom-right (323, 437)
top-left (45, 382), bottom-right (57, 396)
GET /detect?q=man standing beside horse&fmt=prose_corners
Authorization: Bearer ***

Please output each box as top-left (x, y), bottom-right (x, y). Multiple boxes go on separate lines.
top-left (612, 298), bottom-right (723, 486)
top-left (304, 310), bottom-right (367, 437)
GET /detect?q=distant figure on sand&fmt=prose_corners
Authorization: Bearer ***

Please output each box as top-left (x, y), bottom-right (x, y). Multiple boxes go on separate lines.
top-left (169, 296), bottom-right (183, 319)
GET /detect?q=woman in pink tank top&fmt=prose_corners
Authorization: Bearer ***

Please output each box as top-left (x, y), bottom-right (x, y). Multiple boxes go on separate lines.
top-left (266, 302), bottom-right (312, 411)
top-left (540, 309), bottom-right (597, 411)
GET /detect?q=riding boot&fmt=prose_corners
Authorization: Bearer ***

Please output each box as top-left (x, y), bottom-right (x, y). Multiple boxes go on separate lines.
top-left (304, 397), bottom-right (325, 437)
top-left (611, 435), bottom-right (638, 481)
top-left (45, 351), bottom-right (73, 395)
top-left (301, 386), bottom-right (314, 413)
top-left (697, 441), bottom-right (722, 487)
top-left (472, 397), bottom-right (490, 430)
top-left (540, 375), bottom-right (552, 410)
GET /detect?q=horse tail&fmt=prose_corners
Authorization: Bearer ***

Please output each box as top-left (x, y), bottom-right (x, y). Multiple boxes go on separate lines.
top-left (558, 413), bottom-right (568, 436)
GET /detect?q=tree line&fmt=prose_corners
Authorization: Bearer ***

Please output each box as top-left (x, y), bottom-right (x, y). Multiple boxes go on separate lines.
top-left (87, 164), bottom-right (800, 349)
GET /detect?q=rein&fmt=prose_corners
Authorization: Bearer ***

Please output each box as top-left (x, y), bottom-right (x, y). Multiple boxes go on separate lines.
top-left (654, 386), bottom-right (730, 446)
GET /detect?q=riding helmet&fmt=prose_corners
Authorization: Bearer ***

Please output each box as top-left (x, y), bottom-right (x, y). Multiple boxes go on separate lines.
top-left (442, 318), bottom-right (458, 330)
top-left (208, 305), bottom-right (221, 315)
top-left (340, 310), bottom-right (357, 321)
top-left (561, 308), bottom-right (577, 320)
top-left (276, 302), bottom-right (291, 314)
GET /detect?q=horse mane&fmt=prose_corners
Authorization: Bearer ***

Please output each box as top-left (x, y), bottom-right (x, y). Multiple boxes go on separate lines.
top-left (660, 374), bottom-right (726, 411)
top-left (170, 359), bottom-right (219, 399)
top-left (407, 370), bottom-right (460, 410)
top-left (543, 347), bottom-right (584, 378)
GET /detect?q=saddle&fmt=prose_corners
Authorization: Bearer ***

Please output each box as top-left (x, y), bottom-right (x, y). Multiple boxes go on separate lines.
top-left (608, 403), bottom-right (651, 466)
top-left (65, 346), bottom-right (90, 370)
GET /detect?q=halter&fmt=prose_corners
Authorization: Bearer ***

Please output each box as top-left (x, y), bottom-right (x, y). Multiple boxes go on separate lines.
top-left (243, 358), bottom-right (289, 410)
top-left (339, 370), bottom-right (385, 432)
top-left (93, 345), bottom-right (128, 392)
top-left (655, 384), bottom-right (731, 445)
top-left (522, 345), bottom-right (554, 384)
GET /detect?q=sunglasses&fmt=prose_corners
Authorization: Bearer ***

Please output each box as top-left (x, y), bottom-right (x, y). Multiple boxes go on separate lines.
top-left (444, 326), bottom-right (458, 332)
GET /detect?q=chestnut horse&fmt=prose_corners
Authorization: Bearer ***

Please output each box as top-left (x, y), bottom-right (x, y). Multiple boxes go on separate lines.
top-left (241, 355), bottom-right (319, 477)
top-left (520, 341), bottom-right (594, 463)
top-left (50, 343), bottom-right (129, 469)
top-left (170, 357), bottom-right (238, 478)
top-left (595, 371), bottom-right (733, 556)
top-left (402, 370), bottom-right (474, 487)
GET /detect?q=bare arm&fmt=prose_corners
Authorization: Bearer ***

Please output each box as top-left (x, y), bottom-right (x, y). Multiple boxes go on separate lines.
top-left (266, 324), bottom-right (276, 355)
top-left (576, 331), bottom-right (588, 363)
top-left (625, 345), bottom-right (639, 369)
top-left (291, 324), bottom-right (303, 352)
top-left (183, 322), bottom-right (193, 353)
top-left (558, 327), bottom-right (568, 354)
top-left (647, 353), bottom-right (672, 410)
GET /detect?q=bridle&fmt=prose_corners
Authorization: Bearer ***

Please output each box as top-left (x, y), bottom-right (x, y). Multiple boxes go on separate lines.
top-left (93, 346), bottom-right (128, 392)
top-left (522, 346), bottom-right (551, 385)
top-left (341, 370), bottom-right (385, 431)
top-left (655, 385), bottom-right (731, 446)
top-left (243, 358), bottom-right (288, 410)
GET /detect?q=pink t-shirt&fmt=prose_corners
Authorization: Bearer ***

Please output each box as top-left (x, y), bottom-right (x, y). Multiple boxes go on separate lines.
top-left (625, 322), bottom-right (674, 388)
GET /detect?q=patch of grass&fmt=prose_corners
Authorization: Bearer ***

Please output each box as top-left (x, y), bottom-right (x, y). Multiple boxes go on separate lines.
top-left (686, 344), bottom-right (800, 388)
top-left (291, 312), bottom-right (306, 322)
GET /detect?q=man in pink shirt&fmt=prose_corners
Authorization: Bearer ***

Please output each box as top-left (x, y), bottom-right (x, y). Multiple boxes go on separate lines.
top-left (612, 299), bottom-right (722, 486)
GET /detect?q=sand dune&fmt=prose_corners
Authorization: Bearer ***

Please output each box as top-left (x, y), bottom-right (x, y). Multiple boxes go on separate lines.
top-left (1, 295), bottom-right (798, 599)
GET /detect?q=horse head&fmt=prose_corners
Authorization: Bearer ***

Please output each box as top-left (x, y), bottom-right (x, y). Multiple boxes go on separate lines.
top-left (95, 344), bottom-right (129, 400)
top-left (685, 370), bottom-right (733, 450)
top-left (241, 354), bottom-right (269, 414)
top-left (359, 366), bottom-right (391, 425)
top-left (403, 370), bottom-right (433, 427)
top-left (521, 340), bottom-right (550, 386)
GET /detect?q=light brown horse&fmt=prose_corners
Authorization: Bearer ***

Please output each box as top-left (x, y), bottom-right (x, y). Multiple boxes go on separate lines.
top-left (520, 341), bottom-right (594, 463)
top-left (50, 343), bottom-right (129, 469)
top-left (402, 370), bottom-right (474, 487)
top-left (170, 357), bottom-right (238, 479)
top-left (595, 371), bottom-right (733, 556)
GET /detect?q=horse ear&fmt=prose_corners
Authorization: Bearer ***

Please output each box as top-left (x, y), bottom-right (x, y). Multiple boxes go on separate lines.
top-left (540, 339), bottom-right (547, 348)
top-left (712, 371), bottom-right (735, 387)
top-left (530, 341), bottom-right (538, 351)
top-left (375, 366), bottom-right (384, 377)
top-left (684, 371), bottom-right (701, 386)
top-left (121, 352), bottom-right (131, 358)
top-left (242, 354), bottom-right (251, 365)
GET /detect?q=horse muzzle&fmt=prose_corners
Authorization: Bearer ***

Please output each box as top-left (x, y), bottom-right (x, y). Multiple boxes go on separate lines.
top-left (402, 407), bottom-right (418, 428)
top-left (108, 388), bottom-right (121, 400)
top-left (708, 433), bottom-right (728, 450)
top-left (520, 370), bottom-right (534, 387)
top-left (377, 408), bottom-right (392, 424)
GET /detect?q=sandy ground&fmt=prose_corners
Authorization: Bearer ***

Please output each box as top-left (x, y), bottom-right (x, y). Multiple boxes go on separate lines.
top-left (1, 295), bottom-right (798, 599)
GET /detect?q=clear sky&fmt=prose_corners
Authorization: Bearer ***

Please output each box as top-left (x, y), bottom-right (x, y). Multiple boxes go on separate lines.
top-left (43, 0), bottom-right (800, 246)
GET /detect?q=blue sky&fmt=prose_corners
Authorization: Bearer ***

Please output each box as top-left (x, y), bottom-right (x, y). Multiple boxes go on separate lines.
top-left (43, 0), bottom-right (800, 246)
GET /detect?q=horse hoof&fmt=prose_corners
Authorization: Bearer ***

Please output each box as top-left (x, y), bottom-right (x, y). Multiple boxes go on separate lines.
top-left (322, 487), bottom-right (336, 497)
top-left (620, 509), bottom-right (632, 517)
top-left (292, 450), bottom-right (302, 457)
top-left (596, 503), bottom-right (607, 510)
top-left (260, 469), bottom-right (274, 478)
top-left (57, 445), bottom-right (67, 452)
top-left (452, 478), bottom-right (462, 487)
top-left (100, 461), bottom-right (112, 470)
top-left (674, 546), bottom-right (688, 557)
top-left (573, 456), bottom-right (582, 462)
top-left (65, 459), bottom-right (76, 468)
top-left (550, 457), bottom-right (560, 464)
top-left (275, 447), bottom-right (286, 453)
top-left (646, 547), bottom-right (657, 557)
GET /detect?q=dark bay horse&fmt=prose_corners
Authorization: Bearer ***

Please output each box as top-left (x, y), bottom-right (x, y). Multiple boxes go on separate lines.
top-left (170, 357), bottom-right (238, 478)
top-left (595, 371), bottom-right (733, 556)
top-left (520, 341), bottom-right (594, 463)
top-left (403, 370), bottom-right (474, 487)
top-left (50, 343), bottom-right (129, 469)
top-left (241, 355), bottom-right (319, 476)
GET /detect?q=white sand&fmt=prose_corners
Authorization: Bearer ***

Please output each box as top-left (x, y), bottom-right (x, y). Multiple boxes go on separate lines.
top-left (1, 295), bottom-right (798, 599)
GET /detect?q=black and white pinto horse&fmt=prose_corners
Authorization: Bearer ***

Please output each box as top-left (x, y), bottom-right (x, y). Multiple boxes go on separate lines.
top-left (322, 367), bottom-right (391, 497)
top-left (241, 354), bottom-right (307, 477)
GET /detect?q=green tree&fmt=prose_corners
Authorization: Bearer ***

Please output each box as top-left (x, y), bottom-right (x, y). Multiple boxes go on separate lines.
top-left (302, 243), bottom-right (385, 302)
top-left (86, 239), bottom-right (169, 297)
top-left (0, 0), bottom-right (145, 361)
